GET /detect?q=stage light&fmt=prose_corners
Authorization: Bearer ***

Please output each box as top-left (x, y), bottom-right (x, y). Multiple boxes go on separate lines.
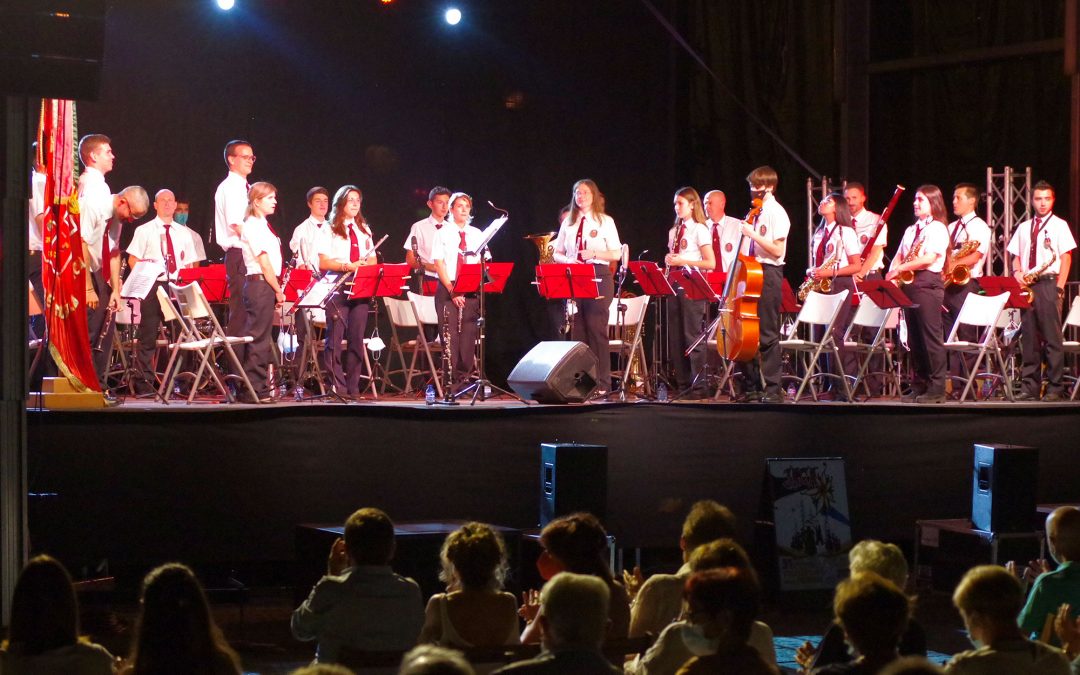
top-left (445, 7), bottom-right (462, 25)
top-left (216, 0), bottom-right (235, 10)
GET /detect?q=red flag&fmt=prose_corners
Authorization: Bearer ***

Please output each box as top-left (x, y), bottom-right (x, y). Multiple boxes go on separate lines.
top-left (39, 100), bottom-right (100, 392)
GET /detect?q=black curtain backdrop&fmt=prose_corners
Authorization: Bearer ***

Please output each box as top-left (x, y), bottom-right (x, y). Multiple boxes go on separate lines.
top-left (75, 0), bottom-right (677, 385)
top-left (682, 0), bottom-right (1071, 272)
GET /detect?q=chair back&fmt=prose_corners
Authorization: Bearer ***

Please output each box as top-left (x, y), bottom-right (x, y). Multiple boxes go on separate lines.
top-left (948, 291), bottom-right (1009, 343)
top-left (170, 282), bottom-right (213, 320)
top-left (407, 291), bottom-right (440, 326)
top-left (1064, 296), bottom-right (1080, 331)
top-left (384, 296), bottom-right (418, 329)
top-left (795, 290), bottom-right (849, 329)
top-left (156, 286), bottom-right (179, 323)
top-left (608, 294), bottom-right (649, 327)
top-left (849, 295), bottom-right (890, 330)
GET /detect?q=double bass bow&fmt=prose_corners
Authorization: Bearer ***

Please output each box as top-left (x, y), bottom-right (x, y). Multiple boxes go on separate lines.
top-left (715, 198), bottom-right (765, 361)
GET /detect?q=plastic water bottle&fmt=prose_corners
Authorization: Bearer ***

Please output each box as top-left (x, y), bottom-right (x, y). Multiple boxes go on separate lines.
top-left (425, 384), bottom-right (436, 405)
top-left (657, 381), bottom-right (668, 402)
top-left (786, 383), bottom-right (797, 400)
top-left (294, 384), bottom-right (304, 402)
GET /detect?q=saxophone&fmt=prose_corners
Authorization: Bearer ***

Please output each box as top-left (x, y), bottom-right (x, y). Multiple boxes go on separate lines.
top-left (797, 245), bottom-right (841, 302)
top-left (895, 236), bottom-right (924, 286)
top-left (1019, 237), bottom-right (1057, 302)
top-left (942, 239), bottom-right (982, 288)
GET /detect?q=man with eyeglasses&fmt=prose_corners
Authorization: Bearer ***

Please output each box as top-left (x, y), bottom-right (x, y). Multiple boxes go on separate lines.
top-left (214, 140), bottom-right (257, 357)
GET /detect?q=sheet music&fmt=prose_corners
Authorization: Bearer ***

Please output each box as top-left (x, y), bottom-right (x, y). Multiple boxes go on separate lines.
top-left (468, 215), bottom-right (508, 255)
top-left (296, 273), bottom-right (339, 308)
top-left (121, 261), bottom-right (166, 299)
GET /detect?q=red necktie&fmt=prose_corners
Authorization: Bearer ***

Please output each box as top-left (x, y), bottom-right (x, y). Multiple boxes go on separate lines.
top-left (712, 223), bottom-right (721, 264)
top-left (815, 226), bottom-right (832, 266)
top-left (101, 222), bottom-right (112, 271)
top-left (575, 217), bottom-right (586, 263)
top-left (458, 230), bottom-right (467, 270)
top-left (674, 223), bottom-right (686, 255)
top-left (349, 226), bottom-right (360, 263)
top-left (164, 223), bottom-right (178, 274)
top-left (1028, 218), bottom-right (1042, 268)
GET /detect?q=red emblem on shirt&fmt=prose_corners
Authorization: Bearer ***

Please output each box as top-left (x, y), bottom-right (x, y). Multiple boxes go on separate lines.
top-left (826, 244), bottom-right (834, 256)
top-left (860, 234), bottom-right (869, 244)
top-left (589, 229), bottom-right (598, 238)
top-left (759, 224), bottom-right (767, 236)
top-left (724, 243), bottom-right (733, 252)
top-left (680, 238), bottom-right (688, 251)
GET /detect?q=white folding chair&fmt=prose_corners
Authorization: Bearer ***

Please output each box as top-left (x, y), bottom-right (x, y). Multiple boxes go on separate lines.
top-left (607, 295), bottom-right (651, 398)
top-left (1060, 296), bottom-right (1080, 399)
top-left (842, 295), bottom-right (900, 400)
top-left (943, 291), bottom-right (1012, 402)
top-left (382, 296), bottom-right (439, 397)
top-left (161, 281), bottom-right (257, 403)
top-left (779, 290), bottom-right (852, 402)
top-left (405, 291), bottom-right (445, 398)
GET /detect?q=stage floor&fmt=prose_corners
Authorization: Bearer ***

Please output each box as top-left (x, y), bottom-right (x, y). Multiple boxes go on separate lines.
top-left (26, 395), bottom-right (1080, 579)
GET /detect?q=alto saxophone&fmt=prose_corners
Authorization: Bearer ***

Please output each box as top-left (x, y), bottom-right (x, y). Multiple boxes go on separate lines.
top-left (797, 245), bottom-right (841, 302)
top-left (895, 236), bottom-right (924, 286)
top-left (1020, 237), bottom-right (1057, 302)
top-left (942, 239), bottom-right (982, 288)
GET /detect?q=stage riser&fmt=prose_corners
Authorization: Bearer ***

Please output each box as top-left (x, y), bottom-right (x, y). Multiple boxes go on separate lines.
top-left (26, 404), bottom-right (1080, 573)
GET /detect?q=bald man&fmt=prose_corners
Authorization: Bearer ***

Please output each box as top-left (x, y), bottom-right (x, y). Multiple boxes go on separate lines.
top-left (1017, 507), bottom-right (1080, 642)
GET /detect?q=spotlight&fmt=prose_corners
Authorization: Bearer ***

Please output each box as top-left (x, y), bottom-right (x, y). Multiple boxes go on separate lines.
top-left (445, 7), bottom-right (462, 25)
top-left (216, 0), bottom-right (235, 10)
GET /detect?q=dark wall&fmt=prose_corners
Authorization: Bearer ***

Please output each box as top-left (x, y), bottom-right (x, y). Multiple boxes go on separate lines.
top-left (76, 0), bottom-right (676, 383)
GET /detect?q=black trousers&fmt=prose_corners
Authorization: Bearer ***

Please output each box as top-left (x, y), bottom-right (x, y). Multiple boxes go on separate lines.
top-left (136, 281), bottom-right (168, 382)
top-left (225, 248), bottom-right (248, 367)
top-left (28, 250), bottom-right (45, 340)
top-left (571, 264), bottom-right (614, 391)
top-left (545, 299), bottom-right (569, 341)
top-left (241, 277), bottom-right (276, 397)
top-left (86, 268), bottom-right (114, 390)
top-left (666, 289), bottom-right (707, 391)
top-left (325, 293), bottom-right (371, 395)
top-left (901, 271), bottom-right (946, 395)
top-left (435, 286), bottom-right (481, 386)
top-left (746, 264), bottom-right (784, 396)
top-left (1020, 276), bottom-right (1065, 396)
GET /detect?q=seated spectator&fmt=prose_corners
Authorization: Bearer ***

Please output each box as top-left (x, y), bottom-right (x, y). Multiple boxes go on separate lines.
top-left (798, 540), bottom-right (927, 671)
top-left (418, 522), bottom-right (519, 647)
top-left (628, 539), bottom-right (775, 674)
top-left (399, 645), bottom-right (476, 675)
top-left (292, 507), bottom-right (424, 663)
top-left (673, 568), bottom-right (775, 674)
top-left (627, 500), bottom-right (737, 638)
top-left (520, 513), bottom-right (630, 643)
top-left (811, 572), bottom-right (910, 675)
top-left (292, 665), bottom-right (357, 675)
top-left (121, 562), bottom-right (242, 675)
top-left (879, 658), bottom-right (945, 675)
top-left (495, 572), bottom-right (621, 674)
top-left (946, 565), bottom-right (1070, 674)
top-left (1015, 507), bottom-right (1080, 643)
top-left (0, 555), bottom-right (116, 675)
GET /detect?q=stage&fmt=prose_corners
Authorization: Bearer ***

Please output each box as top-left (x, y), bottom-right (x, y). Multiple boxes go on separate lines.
top-left (25, 397), bottom-right (1080, 583)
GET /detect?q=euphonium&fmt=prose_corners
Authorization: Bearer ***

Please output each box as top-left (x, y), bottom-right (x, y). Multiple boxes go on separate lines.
top-left (942, 239), bottom-right (982, 288)
top-left (797, 246), bottom-right (841, 302)
top-left (895, 236), bottom-right (924, 286)
top-left (1020, 238), bottom-right (1057, 302)
top-left (524, 232), bottom-right (557, 264)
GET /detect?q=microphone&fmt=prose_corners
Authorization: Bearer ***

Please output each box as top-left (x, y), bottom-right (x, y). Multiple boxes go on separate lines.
top-left (487, 200), bottom-right (509, 217)
top-left (637, 249), bottom-right (650, 260)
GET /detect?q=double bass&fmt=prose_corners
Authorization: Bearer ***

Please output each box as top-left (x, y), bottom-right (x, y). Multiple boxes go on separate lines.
top-left (716, 199), bottom-right (764, 361)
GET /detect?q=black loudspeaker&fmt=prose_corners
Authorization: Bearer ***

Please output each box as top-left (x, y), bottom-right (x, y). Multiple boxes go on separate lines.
top-left (0, 1), bottom-right (106, 99)
top-left (507, 341), bottom-right (597, 403)
top-left (540, 443), bottom-right (607, 527)
top-left (972, 443), bottom-right (1039, 533)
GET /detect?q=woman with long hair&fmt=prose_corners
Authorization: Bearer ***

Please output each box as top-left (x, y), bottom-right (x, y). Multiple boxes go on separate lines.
top-left (122, 563), bottom-right (241, 675)
top-left (239, 181), bottom-right (285, 403)
top-left (520, 512), bottom-right (629, 643)
top-left (316, 185), bottom-right (377, 398)
top-left (551, 179), bottom-right (623, 395)
top-left (418, 522), bottom-right (518, 648)
top-left (886, 185), bottom-right (950, 403)
top-left (0, 555), bottom-right (116, 674)
top-left (664, 186), bottom-right (715, 398)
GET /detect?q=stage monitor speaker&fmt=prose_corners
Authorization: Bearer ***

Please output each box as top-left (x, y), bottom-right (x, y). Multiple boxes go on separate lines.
top-left (0, 1), bottom-right (106, 100)
top-left (971, 443), bottom-right (1038, 533)
top-left (507, 341), bottom-right (597, 403)
top-left (540, 442), bottom-right (607, 527)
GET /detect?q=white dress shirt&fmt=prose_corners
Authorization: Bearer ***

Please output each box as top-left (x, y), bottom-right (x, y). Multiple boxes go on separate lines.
top-left (1007, 213), bottom-right (1077, 276)
top-left (667, 219), bottom-right (711, 265)
top-left (708, 216), bottom-right (748, 273)
top-left (77, 167), bottom-right (117, 273)
top-left (127, 217), bottom-right (203, 281)
top-left (290, 215), bottom-right (328, 269)
top-left (214, 171), bottom-right (248, 250)
top-left (241, 216), bottom-right (283, 276)
top-left (752, 196), bottom-right (790, 266)
top-left (315, 220), bottom-right (375, 265)
top-left (947, 213), bottom-right (993, 279)
top-left (403, 215), bottom-right (447, 279)
top-left (430, 222), bottom-right (489, 282)
top-left (852, 208), bottom-right (886, 271)
top-left (809, 222), bottom-right (862, 269)
top-left (29, 170), bottom-right (46, 251)
top-left (552, 212), bottom-right (621, 264)
top-left (892, 219), bottom-right (950, 274)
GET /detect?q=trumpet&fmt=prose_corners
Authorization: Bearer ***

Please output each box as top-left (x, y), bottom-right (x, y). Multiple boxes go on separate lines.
top-left (1019, 237), bottom-right (1056, 302)
top-left (524, 232), bottom-right (557, 264)
top-left (895, 236), bottom-right (924, 286)
top-left (942, 239), bottom-right (982, 288)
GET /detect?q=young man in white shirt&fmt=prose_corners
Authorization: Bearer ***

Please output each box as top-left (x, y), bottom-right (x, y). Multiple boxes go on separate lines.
top-left (126, 189), bottom-right (203, 395)
top-left (214, 140), bottom-right (256, 343)
top-left (404, 186), bottom-right (452, 296)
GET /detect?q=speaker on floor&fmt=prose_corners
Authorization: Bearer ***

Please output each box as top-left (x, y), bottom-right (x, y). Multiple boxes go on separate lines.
top-left (507, 341), bottom-right (597, 403)
top-left (971, 443), bottom-right (1038, 533)
top-left (540, 442), bottom-right (607, 527)
top-left (0, 1), bottom-right (106, 99)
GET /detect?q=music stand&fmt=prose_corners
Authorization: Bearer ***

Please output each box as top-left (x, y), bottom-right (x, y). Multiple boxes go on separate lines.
top-left (667, 268), bottom-right (724, 400)
top-left (629, 261), bottom-right (677, 399)
top-left (705, 270), bottom-right (727, 296)
top-left (294, 272), bottom-right (352, 402)
top-left (178, 264), bottom-right (227, 302)
top-left (856, 280), bottom-right (916, 310)
top-left (977, 276), bottom-right (1031, 309)
top-left (347, 264), bottom-right (411, 399)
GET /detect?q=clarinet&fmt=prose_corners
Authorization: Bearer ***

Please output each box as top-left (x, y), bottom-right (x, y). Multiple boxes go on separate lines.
top-left (441, 303), bottom-right (455, 401)
top-left (94, 256), bottom-right (128, 352)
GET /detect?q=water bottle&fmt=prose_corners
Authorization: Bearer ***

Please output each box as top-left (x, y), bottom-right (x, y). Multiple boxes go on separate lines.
top-left (425, 384), bottom-right (436, 405)
top-left (786, 383), bottom-right (797, 400)
top-left (657, 381), bottom-right (668, 402)
top-left (294, 384), bottom-right (304, 402)
top-left (279, 383), bottom-right (288, 399)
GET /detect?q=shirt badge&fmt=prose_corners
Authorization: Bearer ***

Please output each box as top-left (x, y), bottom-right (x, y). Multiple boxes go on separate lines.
top-left (860, 235), bottom-right (869, 245)
top-left (724, 243), bottom-right (733, 252)
top-left (589, 229), bottom-right (598, 238)
top-left (759, 224), bottom-right (767, 236)
top-left (680, 238), bottom-right (688, 251)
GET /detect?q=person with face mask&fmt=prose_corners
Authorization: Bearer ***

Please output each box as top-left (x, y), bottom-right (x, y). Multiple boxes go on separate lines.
top-left (947, 565), bottom-right (1070, 674)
